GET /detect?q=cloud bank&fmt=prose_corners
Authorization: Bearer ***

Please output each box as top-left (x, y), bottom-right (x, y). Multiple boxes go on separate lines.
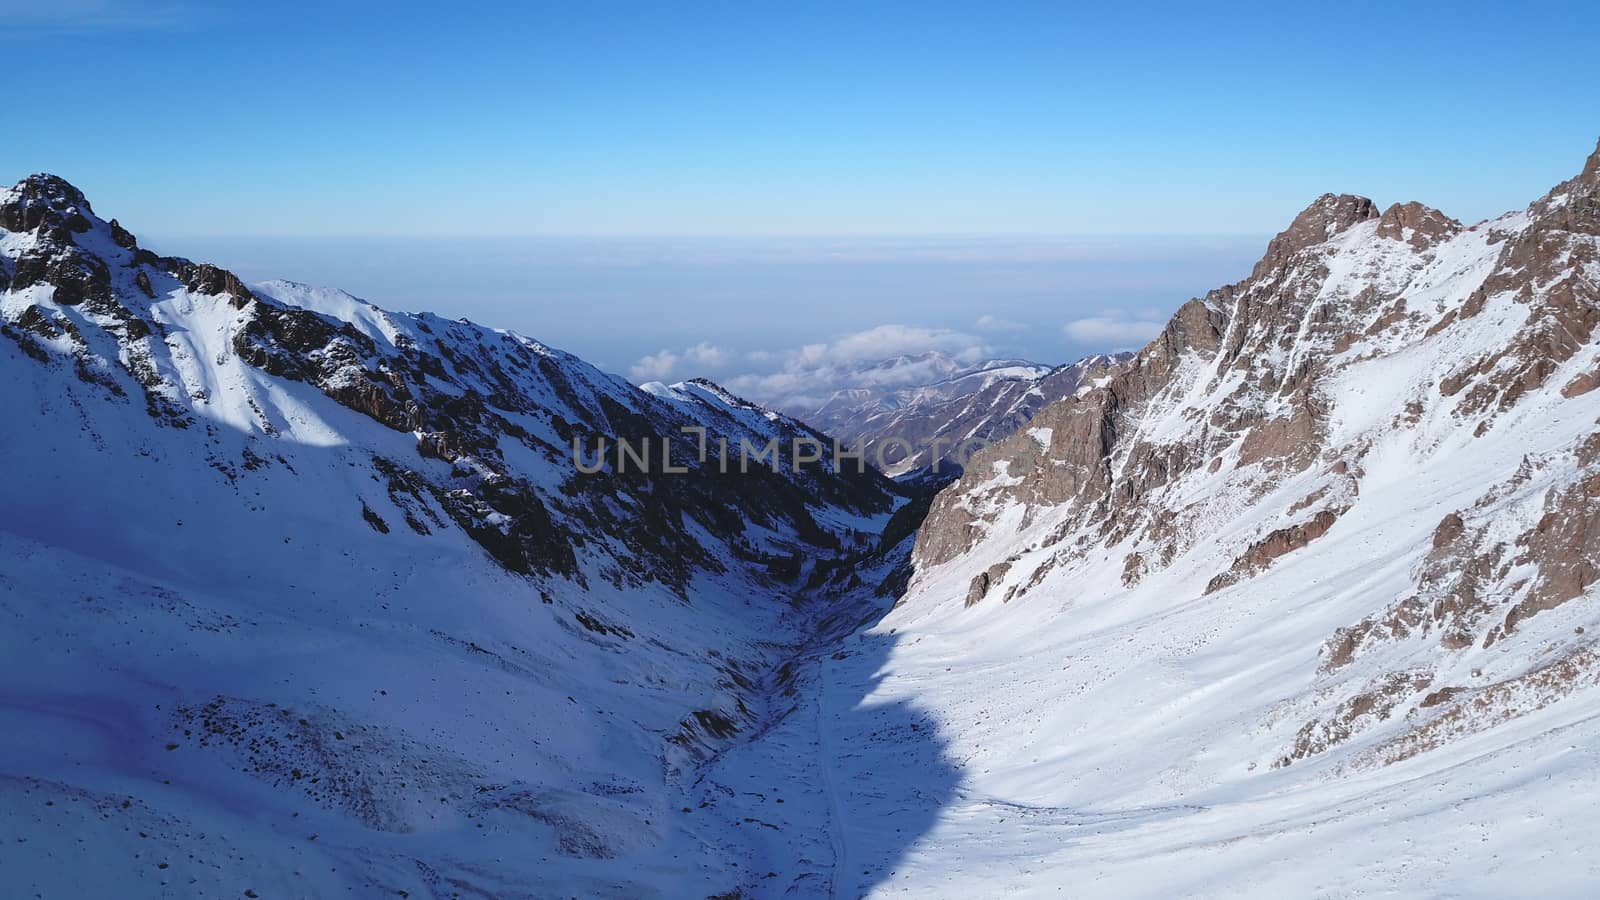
top-left (1062, 313), bottom-right (1166, 347)
top-left (631, 324), bottom-right (996, 410)
top-left (631, 311), bottom-right (1166, 412)
top-left (628, 341), bottom-right (733, 381)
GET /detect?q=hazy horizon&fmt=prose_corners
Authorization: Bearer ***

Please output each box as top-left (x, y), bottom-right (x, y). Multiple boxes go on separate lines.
top-left (144, 231), bottom-right (1268, 400)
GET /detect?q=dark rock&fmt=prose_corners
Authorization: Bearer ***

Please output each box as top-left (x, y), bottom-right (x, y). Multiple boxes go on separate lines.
top-left (109, 218), bottom-right (138, 250)
top-left (0, 174), bottom-right (96, 235)
top-left (15, 305), bottom-right (60, 339)
top-left (964, 561), bottom-right (1012, 607)
top-left (175, 261), bottom-right (255, 307)
top-left (11, 247), bottom-right (112, 307)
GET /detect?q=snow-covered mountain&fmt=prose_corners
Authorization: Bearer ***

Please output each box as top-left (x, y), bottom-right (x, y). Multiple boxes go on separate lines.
top-left (861, 137), bottom-right (1600, 894)
top-left (0, 174), bottom-right (908, 896)
top-left (788, 351), bottom-right (1129, 480)
top-left (6, 132), bottom-right (1600, 899)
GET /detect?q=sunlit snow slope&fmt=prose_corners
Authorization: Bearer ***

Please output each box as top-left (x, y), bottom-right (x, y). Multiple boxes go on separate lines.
top-left (864, 139), bottom-right (1600, 897)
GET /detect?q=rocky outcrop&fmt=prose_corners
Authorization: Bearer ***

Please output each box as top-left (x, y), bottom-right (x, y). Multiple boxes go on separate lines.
top-left (1359, 641), bottom-right (1600, 768)
top-left (174, 261), bottom-right (257, 307)
top-left (1375, 201), bottom-right (1461, 249)
top-left (1279, 669), bottom-right (1433, 767)
top-left (10, 245), bottom-right (111, 307)
top-left (1205, 507), bottom-right (1344, 595)
top-left (964, 561), bottom-right (1012, 607)
top-left (1487, 432), bottom-right (1600, 644)
top-left (0, 173), bottom-right (96, 235)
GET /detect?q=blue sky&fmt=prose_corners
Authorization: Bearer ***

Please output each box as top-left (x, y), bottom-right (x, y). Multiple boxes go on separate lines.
top-left (4, 0), bottom-right (1599, 390)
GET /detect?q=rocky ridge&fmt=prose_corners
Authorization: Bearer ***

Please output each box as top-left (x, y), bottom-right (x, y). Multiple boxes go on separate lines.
top-left (0, 173), bottom-right (910, 897)
top-left (910, 136), bottom-right (1600, 770)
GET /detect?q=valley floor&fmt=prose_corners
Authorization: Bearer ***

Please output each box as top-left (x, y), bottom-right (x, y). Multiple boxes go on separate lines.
top-left (6, 518), bottom-right (1598, 899)
top-left (698, 600), bottom-right (1600, 899)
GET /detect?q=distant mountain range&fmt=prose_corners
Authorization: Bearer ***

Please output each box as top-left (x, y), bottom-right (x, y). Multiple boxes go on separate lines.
top-left (775, 350), bottom-right (1130, 480)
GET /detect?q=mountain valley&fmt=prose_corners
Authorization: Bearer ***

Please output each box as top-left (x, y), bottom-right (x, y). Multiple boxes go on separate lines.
top-left (4, 135), bottom-right (1600, 897)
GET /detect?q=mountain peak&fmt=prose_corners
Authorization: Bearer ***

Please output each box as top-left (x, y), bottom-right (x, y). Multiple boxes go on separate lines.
top-left (1252, 192), bottom-right (1378, 278)
top-left (1, 172), bottom-right (97, 235)
top-left (1284, 192), bottom-right (1380, 243)
top-left (10, 172), bottom-right (89, 202)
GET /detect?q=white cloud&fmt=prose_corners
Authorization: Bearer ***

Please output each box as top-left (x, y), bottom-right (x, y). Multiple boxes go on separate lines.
top-left (1063, 314), bottom-right (1165, 347)
top-left (628, 349), bottom-right (680, 381)
top-left (720, 324), bottom-right (995, 410)
top-left (683, 341), bottom-right (731, 368)
top-left (822, 324), bottom-right (986, 366)
top-left (629, 342), bottom-right (731, 382)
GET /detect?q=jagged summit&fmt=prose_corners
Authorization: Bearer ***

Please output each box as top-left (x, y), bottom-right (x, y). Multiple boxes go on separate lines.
top-left (0, 172), bottom-right (98, 234)
top-left (1375, 200), bottom-right (1461, 248)
top-left (1525, 135), bottom-right (1600, 237)
top-left (6, 172), bottom-right (91, 203)
top-left (1250, 192), bottom-right (1379, 278)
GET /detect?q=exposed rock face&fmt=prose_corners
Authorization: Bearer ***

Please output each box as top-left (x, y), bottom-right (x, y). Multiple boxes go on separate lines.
top-left (2, 178), bottom-right (113, 309)
top-left (1249, 192), bottom-right (1378, 280)
top-left (1375, 201), bottom-right (1462, 249)
top-left (0, 173), bottom-right (95, 234)
top-left (910, 136), bottom-right (1600, 774)
top-left (1205, 507), bottom-right (1344, 595)
top-left (964, 560), bottom-right (1012, 607)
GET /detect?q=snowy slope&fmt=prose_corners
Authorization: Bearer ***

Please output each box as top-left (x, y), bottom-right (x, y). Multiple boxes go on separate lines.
top-left (6, 136), bottom-right (1600, 900)
top-left (840, 138), bottom-right (1600, 896)
top-left (0, 175), bottom-right (905, 898)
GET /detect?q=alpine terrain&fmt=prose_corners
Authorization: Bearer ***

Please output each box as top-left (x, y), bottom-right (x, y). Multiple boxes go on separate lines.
top-left (3, 134), bottom-right (1600, 899)
top-left (882, 136), bottom-right (1600, 895)
top-left (0, 173), bottom-right (911, 897)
